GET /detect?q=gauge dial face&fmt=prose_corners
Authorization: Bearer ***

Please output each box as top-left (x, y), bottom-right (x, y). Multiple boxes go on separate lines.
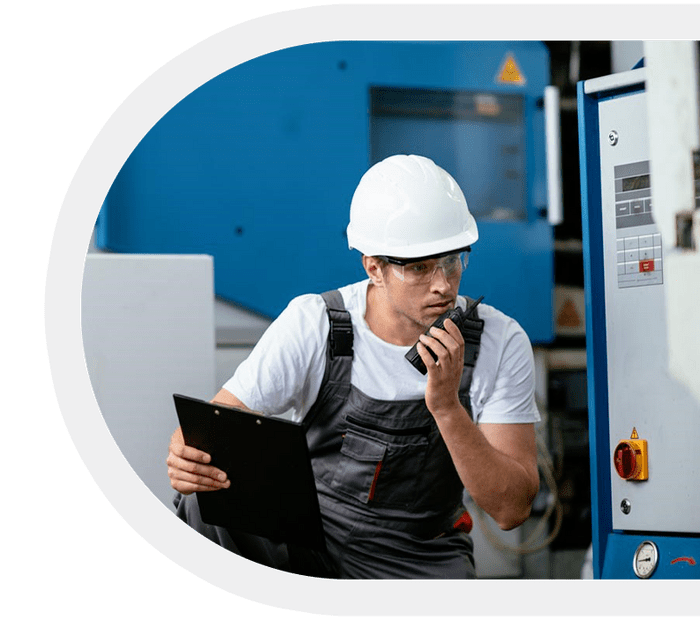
top-left (633, 541), bottom-right (658, 579)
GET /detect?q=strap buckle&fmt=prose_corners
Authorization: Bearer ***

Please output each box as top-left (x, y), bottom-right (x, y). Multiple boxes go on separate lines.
top-left (329, 313), bottom-right (353, 359)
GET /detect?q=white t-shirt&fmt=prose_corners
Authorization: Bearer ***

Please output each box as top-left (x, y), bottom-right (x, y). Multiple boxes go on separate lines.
top-left (224, 279), bottom-right (540, 425)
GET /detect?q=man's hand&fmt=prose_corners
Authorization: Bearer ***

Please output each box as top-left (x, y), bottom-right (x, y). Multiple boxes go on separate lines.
top-left (417, 318), bottom-right (465, 417)
top-left (167, 426), bottom-right (230, 495)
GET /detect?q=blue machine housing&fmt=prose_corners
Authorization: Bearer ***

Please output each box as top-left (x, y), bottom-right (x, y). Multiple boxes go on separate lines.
top-left (577, 77), bottom-right (610, 580)
top-left (97, 41), bottom-right (554, 343)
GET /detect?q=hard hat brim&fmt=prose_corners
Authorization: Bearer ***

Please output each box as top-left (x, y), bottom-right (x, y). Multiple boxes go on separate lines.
top-left (374, 245), bottom-right (472, 265)
top-left (347, 226), bottom-right (478, 260)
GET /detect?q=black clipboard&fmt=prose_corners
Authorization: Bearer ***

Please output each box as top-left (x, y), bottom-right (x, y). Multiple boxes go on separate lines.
top-left (173, 394), bottom-right (326, 551)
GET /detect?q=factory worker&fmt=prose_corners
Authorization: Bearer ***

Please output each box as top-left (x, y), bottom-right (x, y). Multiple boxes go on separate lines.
top-left (167, 154), bottom-right (540, 579)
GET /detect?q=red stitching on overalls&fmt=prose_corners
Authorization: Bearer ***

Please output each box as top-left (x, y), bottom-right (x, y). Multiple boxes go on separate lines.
top-left (368, 460), bottom-right (383, 501)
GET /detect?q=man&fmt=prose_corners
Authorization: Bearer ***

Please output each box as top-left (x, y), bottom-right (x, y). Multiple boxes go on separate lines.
top-left (167, 154), bottom-right (540, 579)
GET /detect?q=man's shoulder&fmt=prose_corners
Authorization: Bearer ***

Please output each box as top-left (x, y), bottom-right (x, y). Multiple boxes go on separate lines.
top-left (285, 280), bottom-right (367, 318)
top-left (460, 297), bottom-right (530, 343)
top-left (335, 280), bottom-right (370, 314)
top-left (275, 292), bottom-right (328, 330)
top-left (460, 296), bottom-right (510, 325)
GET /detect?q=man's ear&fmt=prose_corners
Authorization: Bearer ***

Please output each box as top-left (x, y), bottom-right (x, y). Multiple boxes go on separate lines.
top-left (362, 255), bottom-right (386, 286)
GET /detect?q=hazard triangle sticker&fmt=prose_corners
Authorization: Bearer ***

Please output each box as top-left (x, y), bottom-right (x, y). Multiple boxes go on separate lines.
top-left (496, 53), bottom-right (527, 86)
top-left (557, 298), bottom-right (581, 328)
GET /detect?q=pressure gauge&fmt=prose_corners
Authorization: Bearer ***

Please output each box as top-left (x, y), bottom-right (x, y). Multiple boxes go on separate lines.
top-left (633, 541), bottom-right (659, 579)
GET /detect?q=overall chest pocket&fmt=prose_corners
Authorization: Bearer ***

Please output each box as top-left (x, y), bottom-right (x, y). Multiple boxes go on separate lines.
top-left (330, 416), bottom-right (432, 509)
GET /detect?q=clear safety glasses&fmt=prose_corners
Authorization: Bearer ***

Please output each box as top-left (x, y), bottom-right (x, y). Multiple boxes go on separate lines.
top-left (379, 249), bottom-right (470, 285)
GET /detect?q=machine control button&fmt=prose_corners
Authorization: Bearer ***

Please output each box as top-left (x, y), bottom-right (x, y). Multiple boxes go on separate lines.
top-left (624, 236), bottom-right (639, 250)
top-left (616, 202), bottom-right (630, 216)
top-left (613, 428), bottom-right (649, 481)
top-left (614, 441), bottom-right (638, 479)
top-left (639, 234), bottom-right (653, 248)
top-left (630, 200), bottom-right (645, 214)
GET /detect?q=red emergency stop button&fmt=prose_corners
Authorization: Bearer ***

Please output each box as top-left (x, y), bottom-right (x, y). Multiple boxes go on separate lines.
top-left (614, 441), bottom-right (639, 479)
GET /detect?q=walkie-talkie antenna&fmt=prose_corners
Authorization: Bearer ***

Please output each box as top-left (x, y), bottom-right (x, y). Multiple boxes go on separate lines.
top-left (465, 295), bottom-right (484, 317)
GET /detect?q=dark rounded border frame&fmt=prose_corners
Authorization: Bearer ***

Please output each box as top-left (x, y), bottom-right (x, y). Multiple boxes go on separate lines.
top-left (44, 4), bottom-right (698, 617)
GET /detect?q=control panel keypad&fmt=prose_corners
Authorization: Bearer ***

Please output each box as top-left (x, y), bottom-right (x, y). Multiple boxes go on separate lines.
top-left (614, 161), bottom-right (664, 288)
top-left (616, 233), bottom-right (663, 286)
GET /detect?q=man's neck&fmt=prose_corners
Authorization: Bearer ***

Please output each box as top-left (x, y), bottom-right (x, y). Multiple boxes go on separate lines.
top-left (364, 282), bottom-right (425, 346)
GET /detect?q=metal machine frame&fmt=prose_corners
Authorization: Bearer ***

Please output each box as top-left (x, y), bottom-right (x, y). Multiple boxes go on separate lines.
top-left (578, 64), bottom-right (700, 580)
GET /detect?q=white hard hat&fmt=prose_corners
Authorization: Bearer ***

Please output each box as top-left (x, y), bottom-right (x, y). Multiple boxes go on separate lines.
top-left (346, 154), bottom-right (478, 259)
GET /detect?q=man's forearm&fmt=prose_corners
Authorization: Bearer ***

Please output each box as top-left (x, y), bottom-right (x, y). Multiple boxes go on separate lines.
top-left (432, 406), bottom-right (539, 530)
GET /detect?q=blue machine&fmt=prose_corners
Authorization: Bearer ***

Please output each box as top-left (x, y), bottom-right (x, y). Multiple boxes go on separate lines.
top-left (578, 66), bottom-right (700, 579)
top-left (97, 41), bottom-right (554, 343)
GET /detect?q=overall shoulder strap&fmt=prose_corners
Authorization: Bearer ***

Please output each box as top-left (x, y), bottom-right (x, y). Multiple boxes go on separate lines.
top-left (302, 290), bottom-right (354, 431)
top-left (461, 296), bottom-right (484, 369)
top-left (458, 297), bottom-right (485, 416)
top-left (320, 290), bottom-right (354, 359)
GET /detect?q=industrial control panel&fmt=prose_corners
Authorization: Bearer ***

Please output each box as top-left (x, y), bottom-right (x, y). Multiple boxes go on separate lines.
top-left (579, 67), bottom-right (700, 579)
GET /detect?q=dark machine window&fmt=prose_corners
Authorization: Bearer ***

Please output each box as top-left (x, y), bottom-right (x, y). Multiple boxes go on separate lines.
top-left (370, 86), bottom-right (527, 221)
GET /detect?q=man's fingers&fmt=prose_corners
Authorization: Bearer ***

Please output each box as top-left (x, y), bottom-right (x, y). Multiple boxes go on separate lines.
top-left (167, 455), bottom-right (230, 492)
top-left (416, 341), bottom-right (440, 370)
top-left (442, 319), bottom-right (464, 345)
top-left (167, 453), bottom-right (227, 480)
top-left (419, 331), bottom-right (448, 361)
top-left (420, 324), bottom-right (463, 365)
top-left (170, 479), bottom-right (226, 495)
top-left (170, 426), bottom-right (212, 462)
top-left (170, 439), bottom-right (212, 463)
top-left (168, 466), bottom-right (230, 491)
top-left (168, 425), bottom-right (228, 494)
top-left (419, 324), bottom-right (464, 379)
top-left (429, 322), bottom-right (461, 351)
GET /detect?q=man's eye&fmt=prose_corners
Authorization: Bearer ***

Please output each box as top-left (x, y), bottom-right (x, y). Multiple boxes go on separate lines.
top-left (409, 263), bottom-right (428, 273)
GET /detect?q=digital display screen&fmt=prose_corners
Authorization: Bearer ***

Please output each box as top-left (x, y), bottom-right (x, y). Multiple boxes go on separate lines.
top-left (622, 174), bottom-right (651, 192)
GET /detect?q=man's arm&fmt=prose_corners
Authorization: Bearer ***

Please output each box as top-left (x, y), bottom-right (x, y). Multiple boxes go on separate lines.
top-left (432, 413), bottom-right (539, 530)
top-left (417, 320), bottom-right (539, 530)
top-left (166, 388), bottom-right (250, 495)
top-left (168, 293), bottom-right (329, 494)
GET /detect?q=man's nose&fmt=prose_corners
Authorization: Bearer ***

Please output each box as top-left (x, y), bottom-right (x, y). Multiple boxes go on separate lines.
top-left (429, 265), bottom-right (453, 291)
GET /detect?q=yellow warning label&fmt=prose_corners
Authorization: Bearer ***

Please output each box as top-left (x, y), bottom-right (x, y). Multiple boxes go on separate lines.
top-left (497, 53), bottom-right (527, 86)
top-left (631, 428), bottom-right (639, 439)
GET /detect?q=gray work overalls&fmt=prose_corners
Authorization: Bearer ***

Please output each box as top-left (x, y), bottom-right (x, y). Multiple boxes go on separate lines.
top-left (175, 290), bottom-right (483, 579)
